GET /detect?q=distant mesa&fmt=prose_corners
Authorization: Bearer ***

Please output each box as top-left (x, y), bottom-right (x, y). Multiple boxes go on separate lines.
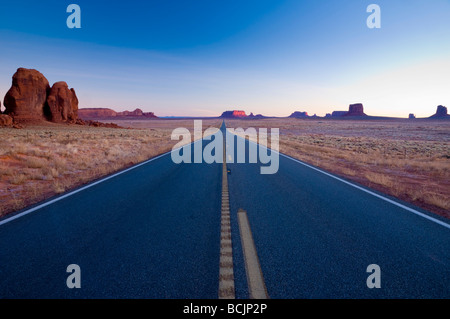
top-left (248, 112), bottom-right (265, 119)
top-left (220, 111), bottom-right (265, 119)
top-left (290, 104), bottom-right (367, 119)
top-left (117, 108), bottom-right (156, 118)
top-left (343, 103), bottom-right (366, 117)
top-left (429, 105), bottom-right (449, 119)
top-left (409, 113), bottom-right (416, 119)
top-left (220, 110), bottom-right (247, 118)
top-left (331, 111), bottom-right (348, 118)
top-left (78, 108), bottom-right (117, 118)
top-left (78, 108), bottom-right (157, 120)
top-left (329, 103), bottom-right (367, 118)
top-left (289, 111), bottom-right (309, 118)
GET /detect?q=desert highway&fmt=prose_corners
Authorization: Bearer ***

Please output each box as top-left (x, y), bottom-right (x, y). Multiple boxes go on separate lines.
top-left (0, 122), bottom-right (449, 298)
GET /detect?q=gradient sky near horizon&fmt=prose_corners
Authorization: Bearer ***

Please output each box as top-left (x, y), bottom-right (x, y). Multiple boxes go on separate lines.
top-left (1, 0), bottom-right (449, 117)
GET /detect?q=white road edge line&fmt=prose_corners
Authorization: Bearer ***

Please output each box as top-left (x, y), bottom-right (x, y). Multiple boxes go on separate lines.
top-left (0, 138), bottom-right (203, 227)
top-left (229, 129), bottom-right (450, 230)
top-left (0, 152), bottom-right (170, 227)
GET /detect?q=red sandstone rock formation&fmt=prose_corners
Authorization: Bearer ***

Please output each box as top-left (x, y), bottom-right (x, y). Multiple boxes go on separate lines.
top-left (3, 68), bottom-right (50, 121)
top-left (78, 108), bottom-right (157, 119)
top-left (0, 114), bottom-right (14, 127)
top-left (46, 81), bottom-right (79, 123)
top-left (78, 108), bottom-right (118, 118)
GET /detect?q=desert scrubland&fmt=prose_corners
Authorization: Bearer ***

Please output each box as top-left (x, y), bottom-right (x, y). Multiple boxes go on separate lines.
top-left (226, 118), bottom-right (450, 219)
top-left (1, 117), bottom-right (449, 220)
top-left (0, 119), bottom-right (221, 217)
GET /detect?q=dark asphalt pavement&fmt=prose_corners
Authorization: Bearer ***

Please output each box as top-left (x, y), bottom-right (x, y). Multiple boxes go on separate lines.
top-left (0, 121), bottom-right (449, 299)
top-left (226, 125), bottom-right (450, 299)
top-left (0, 138), bottom-right (222, 298)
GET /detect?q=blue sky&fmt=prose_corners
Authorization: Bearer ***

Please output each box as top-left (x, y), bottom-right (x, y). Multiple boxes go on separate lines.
top-left (1, 0), bottom-right (449, 117)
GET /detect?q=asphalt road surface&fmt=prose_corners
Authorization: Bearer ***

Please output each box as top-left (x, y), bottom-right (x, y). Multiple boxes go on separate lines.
top-left (0, 138), bottom-right (222, 298)
top-left (0, 122), bottom-right (449, 298)
top-left (226, 127), bottom-right (449, 299)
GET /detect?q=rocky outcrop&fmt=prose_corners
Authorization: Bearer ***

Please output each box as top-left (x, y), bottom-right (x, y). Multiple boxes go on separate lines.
top-left (220, 110), bottom-right (247, 118)
top-left (409, 113), bottom-right (416, 119)
top-left (46, 81), bottom-right (79, 123)
top-left (3, 68), bottom-right (50, 121)
top-left (248, 112), bottom-right (265, 119)
top-left (429, 105), bottom-right (449, 118)
top-left (289, 111), bottom-right (309, 118)
top-left (344, 103), bottom-right (366, 117)
top-left (117, 108), bottom-right (143, 116)
top-left (117, 108), bottom-right (156, 117)
top-left (0, 114), bottom-right (14, 127)
top-left (83, 120), bottom-right (121, 128)
top-left (144, 111), bottom-right (157, 118)
top-left (2, 68), bottom-right (82, 125)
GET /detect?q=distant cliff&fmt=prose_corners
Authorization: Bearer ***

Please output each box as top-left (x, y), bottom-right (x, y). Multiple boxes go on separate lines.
top-left (78, 108), bottom-right (116, 118)
top-left (343, 103), bottom-right (367, 117)
top-left (330, 103), bottom-right (367, 118)
top-left (248, 112), bottom-right (265, 119)
top-left (79, 108), bottom-right (157, 119)
top-left (331, 111), bottom-right (348, 117)
top-left (220, 110), bottom-right (247, 118)
top-left (289, 111), bottom-right (309, 118)
top-left (429, 105), bottom-right (449, 119)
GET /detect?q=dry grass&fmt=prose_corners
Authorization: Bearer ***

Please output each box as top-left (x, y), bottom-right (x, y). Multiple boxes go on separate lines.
top-left (2, 117), bottom-right (448, 220)
top-left (0, 119), bottom-right (221, 217)
top-left (225, 118), bottom-right (450, 219)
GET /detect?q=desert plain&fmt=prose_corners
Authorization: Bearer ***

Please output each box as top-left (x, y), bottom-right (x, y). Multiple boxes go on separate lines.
top-left (0, 119), bottom-right (221, 217)
top-left (0, 118), bottom-right (449, 220)
top-left (227, 118), bottom-right (450, 219)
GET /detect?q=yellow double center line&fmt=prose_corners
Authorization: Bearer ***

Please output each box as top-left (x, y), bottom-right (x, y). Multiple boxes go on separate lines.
top-left (238, 209), bottom-right (269, 299)
top-left (218, 126), bottom-right (268, 299)
top-left (218, 129), bottom-right (235, 299)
